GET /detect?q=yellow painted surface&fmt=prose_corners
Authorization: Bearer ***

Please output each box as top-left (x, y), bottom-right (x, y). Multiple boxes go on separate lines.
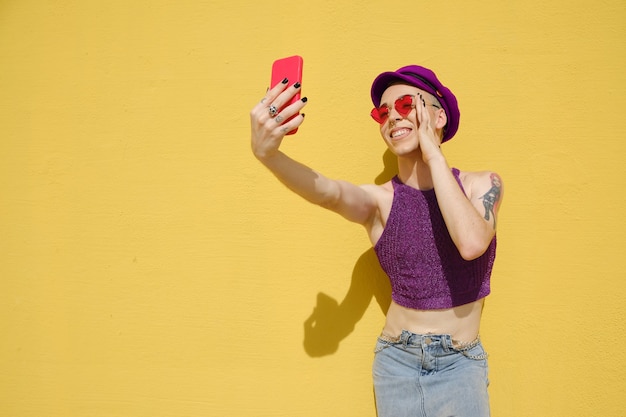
top-left (1, 1), bottom-right (625, 416)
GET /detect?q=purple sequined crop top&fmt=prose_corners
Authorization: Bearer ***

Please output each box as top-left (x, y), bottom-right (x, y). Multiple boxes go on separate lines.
top-left (374, 169), bottom-right (496, 310)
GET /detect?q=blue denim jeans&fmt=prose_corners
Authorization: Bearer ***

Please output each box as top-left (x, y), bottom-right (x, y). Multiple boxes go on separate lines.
top-left (373, 330), bottom-right (490, 417)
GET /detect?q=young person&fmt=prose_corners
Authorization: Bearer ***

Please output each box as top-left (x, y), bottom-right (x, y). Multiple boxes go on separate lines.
top-left (250, 65), bottom-right (503, 417)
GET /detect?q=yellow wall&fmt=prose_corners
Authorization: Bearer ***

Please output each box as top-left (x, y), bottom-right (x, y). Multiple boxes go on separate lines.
top-left (1, 1), bottom-right (625, 416)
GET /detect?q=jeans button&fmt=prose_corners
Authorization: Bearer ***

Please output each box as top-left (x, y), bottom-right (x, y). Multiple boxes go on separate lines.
top-left (424, 337), bottom-right (432, 345)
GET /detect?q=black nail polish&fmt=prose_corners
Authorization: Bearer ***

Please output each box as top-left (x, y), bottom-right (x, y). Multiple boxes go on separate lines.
top-left (301, 97), bottom-right (308, 103)
top-left (293, 82), bottom-right (301, 89)
top-left (281, 78), bottom-right (289, 84)
top-left (301, 113), bottom-right (305, 118)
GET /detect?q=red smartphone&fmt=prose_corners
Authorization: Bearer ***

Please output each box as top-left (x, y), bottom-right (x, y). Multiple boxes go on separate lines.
top-left (270, 55), bottom-right (303, 135)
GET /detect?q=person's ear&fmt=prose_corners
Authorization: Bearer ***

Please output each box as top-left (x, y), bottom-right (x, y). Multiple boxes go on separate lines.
top-left (435, 109), bottom-right (447, 131)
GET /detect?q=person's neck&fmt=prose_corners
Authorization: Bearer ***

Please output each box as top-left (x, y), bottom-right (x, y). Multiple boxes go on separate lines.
top-left (396, 153), bottom-right (434, 190)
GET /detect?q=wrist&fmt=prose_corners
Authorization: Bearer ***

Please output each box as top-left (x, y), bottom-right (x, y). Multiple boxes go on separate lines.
top-left (424, 151), bottom-right (447, 167)
top-left (255, 149), bottom-right (282, 166)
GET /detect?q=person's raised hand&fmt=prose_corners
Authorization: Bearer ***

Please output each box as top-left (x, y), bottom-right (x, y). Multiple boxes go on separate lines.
top-left (250, 79), bottom-right (307, 160)
top-left (413, 92), bottom-right (444, 165)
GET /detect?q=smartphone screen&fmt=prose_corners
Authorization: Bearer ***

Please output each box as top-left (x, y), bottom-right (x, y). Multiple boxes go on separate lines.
top-left (270, 55), bottom-right (303, 134)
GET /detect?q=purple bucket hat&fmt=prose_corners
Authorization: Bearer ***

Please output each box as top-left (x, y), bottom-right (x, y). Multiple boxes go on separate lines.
top-left (370, 65), bottom-right (460, 143)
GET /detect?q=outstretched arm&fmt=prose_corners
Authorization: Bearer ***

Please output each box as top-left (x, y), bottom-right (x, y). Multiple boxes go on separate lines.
top-left (250, 81), bottom-right (378, 226)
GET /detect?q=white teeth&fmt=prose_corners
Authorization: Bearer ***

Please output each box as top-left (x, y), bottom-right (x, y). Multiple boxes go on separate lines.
top-left (392, 129), bottom-right (409, 138)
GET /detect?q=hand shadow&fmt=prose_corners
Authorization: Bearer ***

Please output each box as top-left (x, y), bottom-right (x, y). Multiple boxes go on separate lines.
top-left (302, 150), bottom-right (397, 357)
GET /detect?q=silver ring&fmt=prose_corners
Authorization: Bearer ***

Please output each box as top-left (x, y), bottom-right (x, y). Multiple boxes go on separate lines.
top-left (268, 105), bottom-right (278, 117)
top-left (275, 115), bottom-right (284, 123)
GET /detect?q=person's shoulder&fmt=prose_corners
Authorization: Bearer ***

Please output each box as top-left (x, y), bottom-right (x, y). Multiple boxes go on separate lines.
top-left (359, 181), bottom-right (395, 233)
top-left (359, 181), bottom-right (394, 207)
top-left (359, 181), bottom-right (391, 197)
top-left (362, 179), bottom-right (394, 193)
top-left (457, 169), bottom-right (503, 199)
top-left (458, 169), bottom-right (502, 182)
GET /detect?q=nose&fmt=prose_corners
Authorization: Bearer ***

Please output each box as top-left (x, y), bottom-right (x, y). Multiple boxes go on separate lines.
top-left (388, 105), bottom-right (403, 121)
top-left (387, 109), bottom-right (402, 127)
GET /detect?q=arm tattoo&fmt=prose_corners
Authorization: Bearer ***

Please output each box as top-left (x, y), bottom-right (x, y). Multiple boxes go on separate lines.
top-left (479, 173), bottom-right (502, 228)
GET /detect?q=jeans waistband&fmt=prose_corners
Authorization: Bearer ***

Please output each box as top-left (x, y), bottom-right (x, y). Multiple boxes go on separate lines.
top-left (378, 330), bottom-right (481, 350)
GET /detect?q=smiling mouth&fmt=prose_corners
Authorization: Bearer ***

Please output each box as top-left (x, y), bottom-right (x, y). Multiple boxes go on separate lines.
top-left (390, 128), bottom-right (411, 139)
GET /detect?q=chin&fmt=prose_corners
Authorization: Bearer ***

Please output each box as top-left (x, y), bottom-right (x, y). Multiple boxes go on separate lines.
top-left (387, 141), bottom-right (418, 156)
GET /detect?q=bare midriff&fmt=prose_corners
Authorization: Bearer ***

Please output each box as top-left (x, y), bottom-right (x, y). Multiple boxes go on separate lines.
top-left (382, 298), bottom-right (485, 343)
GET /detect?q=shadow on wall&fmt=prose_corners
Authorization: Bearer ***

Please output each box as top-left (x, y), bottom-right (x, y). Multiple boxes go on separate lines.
top-left (302, 150), bottom-right (397, 357)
